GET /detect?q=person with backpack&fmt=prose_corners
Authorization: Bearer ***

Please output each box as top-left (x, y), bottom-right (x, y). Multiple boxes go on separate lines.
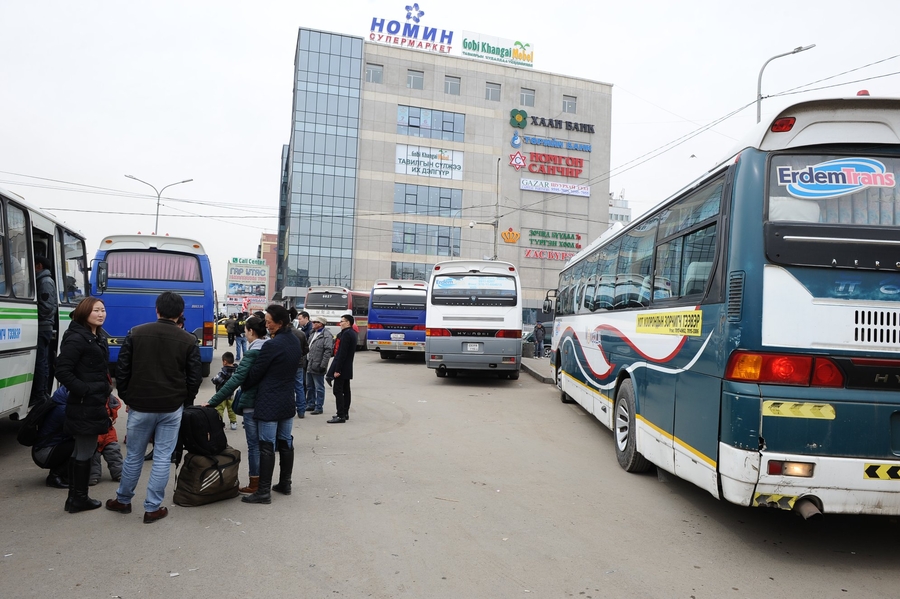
top-left (105, 292), bottom-right (202, 524)
top-left (29, 385), bottom-right (74, 489)
top-left (239, 305), bottom-right (302, 504)
top-left (204, 315), bottom-right (268, 495)
top-left (54, 297), bottom-right (111, 514)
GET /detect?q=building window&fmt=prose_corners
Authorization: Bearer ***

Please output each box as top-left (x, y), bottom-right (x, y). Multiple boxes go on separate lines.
top-left (365, 63), bottom-right (383, 84)
top-left (563, 95), bottom-right (577, 114)
top-left (407, 69), bottom-right (424, 90)
top-left (520, 87), bottom-right (535, 107)
top-left (391, 261), bottom-right (434, 281)
top-left (394, 183), bottom-right (462, 218)
top-left (397, 105), bottom-right (466, 142)
top-left (444, 76), bottom-right (460, 96)
top-left (392, 222), bottom-right (461, 257)
top-left (485, 82), bottom-right (500, 102)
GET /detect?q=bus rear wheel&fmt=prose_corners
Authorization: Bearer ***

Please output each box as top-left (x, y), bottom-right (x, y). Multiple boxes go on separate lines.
top-left (435, 368), bottom-right (447, 378)
top-left (557, 365), bottom-right (574, 404)
top-left (380, 351), bottom-right (396, 360)
top-left (201, 362), bottom-right (211, 378)
top-left (613, 379), bottom-right (651, 473)
top-left (506, 371), bottom-right (519, 380)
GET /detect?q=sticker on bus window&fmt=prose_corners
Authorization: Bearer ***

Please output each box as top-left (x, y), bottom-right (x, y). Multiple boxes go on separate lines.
top-left (635, 310), bottom-right (702, 336)
top-left (776, 158), bottom-right (896, 199)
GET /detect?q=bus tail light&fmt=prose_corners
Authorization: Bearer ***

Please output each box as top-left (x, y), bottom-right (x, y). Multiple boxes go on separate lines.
top-left (495, 329), bottom-right (520, 338)
top-left (767, 460), bottom-right (814, 477)
top-left (413, 325), bottom-right (426, 331)
top-left (368, 324), bottom-right (384, 329)
top-left (202, 322), bottom-right (214, 347)
top-left (771, 117), bottom-right (796, 132)
top-left (725, 351), bottom-right (844, 387)
top-left (426, 328), bottom-right (451, 337)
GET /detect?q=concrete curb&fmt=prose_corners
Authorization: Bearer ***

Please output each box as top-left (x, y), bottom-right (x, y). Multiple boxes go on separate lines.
top-left (521, 358), bottom-right (553, 384)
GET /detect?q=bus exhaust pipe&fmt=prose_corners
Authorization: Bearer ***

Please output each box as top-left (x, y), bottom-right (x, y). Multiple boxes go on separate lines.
top-left (793, 497), bottom-right (823, 521)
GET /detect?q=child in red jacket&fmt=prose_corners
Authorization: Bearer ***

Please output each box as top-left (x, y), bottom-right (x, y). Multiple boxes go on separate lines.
top-left (90, 394), bottom-right (123, 486)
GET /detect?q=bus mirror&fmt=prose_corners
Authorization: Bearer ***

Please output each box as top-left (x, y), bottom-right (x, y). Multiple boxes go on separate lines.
top-left (97, 261), bottom-right (108, 292)
top-left (542, 299), bottom-right (553, 314)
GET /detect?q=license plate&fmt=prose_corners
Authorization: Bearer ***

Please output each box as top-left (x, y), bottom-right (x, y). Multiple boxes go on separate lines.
top-left (467, 343), bottom-right (479, 352)
top-left (391, 333), bottom-right (405, 340)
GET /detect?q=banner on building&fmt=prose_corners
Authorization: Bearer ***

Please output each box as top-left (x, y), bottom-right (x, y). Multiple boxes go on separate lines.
top-left (225, 259), bottom-right (269, 311)
top-left (396, 144), bottom-right (464, 180)
top-left (458, 32), bottom-right (534, 68)
top-left (520, 178), bottom-right (591, 197)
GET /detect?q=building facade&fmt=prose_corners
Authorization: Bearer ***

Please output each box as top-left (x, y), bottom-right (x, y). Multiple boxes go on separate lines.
top-left (278, 26), bottom-right (612, 319)
top-left (257, 232), bottom-right (278, 301)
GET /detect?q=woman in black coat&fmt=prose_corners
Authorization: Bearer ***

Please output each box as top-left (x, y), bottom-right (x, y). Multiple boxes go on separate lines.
top-left (55, 297), bottom-right (111, 514)
top-left (240, 304), bottom-right (302, 504)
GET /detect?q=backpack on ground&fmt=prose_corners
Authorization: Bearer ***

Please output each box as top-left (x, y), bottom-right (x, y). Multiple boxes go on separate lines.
top-left (174, 405), bottom-right (228, 465)
top-left (173, 446), bottom-right (241, 507)
top-left (16, 396), bottom-right (57, 447)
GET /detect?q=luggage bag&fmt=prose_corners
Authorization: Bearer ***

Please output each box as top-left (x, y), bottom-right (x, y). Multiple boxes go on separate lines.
top-left (173, 446), bottom-right (241, 507)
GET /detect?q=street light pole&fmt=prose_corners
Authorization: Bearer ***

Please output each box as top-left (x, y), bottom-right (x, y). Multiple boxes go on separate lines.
top-left (757, 44), bottom-right (815, 123)
top-left (124, 174), bottom-right (194, 234)
top-left (494, 156), bottom-right (500, 261)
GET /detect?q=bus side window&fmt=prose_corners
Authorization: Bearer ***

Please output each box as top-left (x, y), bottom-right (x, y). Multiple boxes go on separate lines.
top-left (7, 203), bottom-right (34, 299)
top-left (680, 224), bottom-right (718, 297)
top-left (0, 210), bottom-right (6, 295)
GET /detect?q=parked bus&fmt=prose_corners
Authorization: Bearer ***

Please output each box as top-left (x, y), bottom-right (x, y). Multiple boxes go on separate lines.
top-left (426, 260), bottom-right (522, 379)
top-left (90, 235), bottom-right (215, 377)
top-left (545, 96), bottom-right (900, 517)
top-left (303, 285), bottom-right (369, 349)
top-left (367, 279), bottom-right (427, 358)
top-left (0, 186), bottom-right (89, 420)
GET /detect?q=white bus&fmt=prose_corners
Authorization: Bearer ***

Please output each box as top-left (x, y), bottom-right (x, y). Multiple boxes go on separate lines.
top-left (0, 185), bottom-right (89, 420)
top-left (425, 260), bottom-right (523, 379)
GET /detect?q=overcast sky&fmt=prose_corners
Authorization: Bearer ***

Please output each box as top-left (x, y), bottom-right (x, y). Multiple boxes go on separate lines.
top-left (2, 0), bottom-right (898, 292)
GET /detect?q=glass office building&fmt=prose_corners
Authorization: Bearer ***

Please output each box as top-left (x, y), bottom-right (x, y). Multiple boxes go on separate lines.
top-left (278, 27), bottom-right (612, 317)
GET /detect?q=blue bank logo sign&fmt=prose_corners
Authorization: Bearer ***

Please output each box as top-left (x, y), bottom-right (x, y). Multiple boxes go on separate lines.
top-left (777, 158), bottom-right (896, 199)
top-left (369, 4), bottom-right (454, 54)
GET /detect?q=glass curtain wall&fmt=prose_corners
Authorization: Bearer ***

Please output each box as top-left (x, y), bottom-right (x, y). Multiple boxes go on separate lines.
top-left (284, 29), bottom-right (362, 289)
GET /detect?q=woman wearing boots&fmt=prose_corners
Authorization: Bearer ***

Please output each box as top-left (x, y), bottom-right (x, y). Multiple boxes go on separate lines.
top-left (204, 315), bottom-right (268, 494)
top-left (239, 305), bottom-right (302, 504)
top-left (55, 297), bottom-right (112, 513)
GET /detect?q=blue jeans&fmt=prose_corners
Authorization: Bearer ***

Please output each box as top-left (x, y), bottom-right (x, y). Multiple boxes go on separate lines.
top-left (534, 341), bottom-right (544, 358)
top-left (256, 418), bottom-right (293, 447)
top-left (294, 368), bottom-right (306, 415)
top-left (242, 410), bottom-right (259, 476)
top-left (306, 371), bottom-right (326, 411)
top-left (116, 407), bottom-right (182, 512)
top-left (234, 335), bottom-right (247, 360)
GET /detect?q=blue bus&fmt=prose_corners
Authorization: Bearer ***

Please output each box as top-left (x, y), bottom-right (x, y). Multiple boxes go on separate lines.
top-left (367, 279), bottom-right (427, 359)
top-left (546, 97), bottom-right (900, 517)
top-left (90, 235), bottom-right (216, 377)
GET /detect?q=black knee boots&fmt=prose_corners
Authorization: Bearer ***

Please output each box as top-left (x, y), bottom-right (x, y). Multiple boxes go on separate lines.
top-left (272, 437), bottom-right (294, 495)
top-left (65, 458), bottom-right (102, 513)
top-left (242, 442), bottom-right (274, 504)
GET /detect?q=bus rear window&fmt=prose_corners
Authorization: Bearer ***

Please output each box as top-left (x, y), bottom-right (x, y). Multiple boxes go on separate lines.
top-left (768, 154), bottom-right (900, 227)
top-left (306, 292), bottom-right (349, 310)
top-left (107, 251), bottom-right (202, 281)
top-left (431, 275), bottom-right (517, 306)
top-left (372, 290), bottom-right (426, 310)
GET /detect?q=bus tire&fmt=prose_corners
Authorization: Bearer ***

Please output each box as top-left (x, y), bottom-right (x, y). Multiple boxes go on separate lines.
top-left (557, 366), bottom-right (575, 404)
top-left (507, 371), bottom-right (519, 380)
top-left (436, 368), bottom-right (447, 378)
top-left (379, 351), bottom-right (393, 360)
top-left (201, 361), bottom-right (211, 378)
top-left (613, 379), bottom-right (651, 473)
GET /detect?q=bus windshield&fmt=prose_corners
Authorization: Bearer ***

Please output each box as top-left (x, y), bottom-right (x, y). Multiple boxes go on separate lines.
top-left (767, 154), bottom-right (900, 228)
top-left (306, 291), bottom-right (349, 310)
top-left (107, 251), bottom-right (202, 281)
top-left (372, 290), bottom-right (426, 310)
top-left (431, 275), bottom-right (517, 306)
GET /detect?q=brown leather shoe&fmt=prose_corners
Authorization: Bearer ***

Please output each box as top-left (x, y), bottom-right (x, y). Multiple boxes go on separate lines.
top-left (105, 498), bottom-right (132, 514)
top-left (143, 506), bottom-right (168, 524)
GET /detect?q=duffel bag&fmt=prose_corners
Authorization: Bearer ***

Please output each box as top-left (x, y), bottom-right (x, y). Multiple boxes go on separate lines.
top-left (173, 446), bottom-right (241, 507)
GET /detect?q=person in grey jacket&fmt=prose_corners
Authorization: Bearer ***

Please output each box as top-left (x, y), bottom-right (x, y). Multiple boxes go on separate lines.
top-left (33, 255), bottom-right (58, 404)
top-left (304, 316), bottom-right (334, 415)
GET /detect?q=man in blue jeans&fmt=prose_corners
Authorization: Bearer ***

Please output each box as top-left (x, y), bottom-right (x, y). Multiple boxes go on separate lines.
top-left (106, 292), bottom-right (202, 523)
top-left (233, 312), bottom-right (248, 361)
top-left (305, 316), bottom-right (333, 415)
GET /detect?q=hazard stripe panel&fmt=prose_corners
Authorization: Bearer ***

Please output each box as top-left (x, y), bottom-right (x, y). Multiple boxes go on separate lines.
top-left (762, 401), bottom-right (836, 420)
top-left (863, 464), bottom-right (900, 480)
top-left (752, 493), bottom-right (797, 510)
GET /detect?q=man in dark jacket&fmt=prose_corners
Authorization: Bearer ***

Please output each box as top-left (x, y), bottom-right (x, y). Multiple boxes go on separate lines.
top-left (32, 256), bottom-right (58, 405)
top-left (106, 291), bottom-right (202, 524)
top-left (287, 308), bottom-right (310, 418)
top-left (327, 314), bottom-right (358, 423)
top-left (305, 316), bottom-right (333, 415)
